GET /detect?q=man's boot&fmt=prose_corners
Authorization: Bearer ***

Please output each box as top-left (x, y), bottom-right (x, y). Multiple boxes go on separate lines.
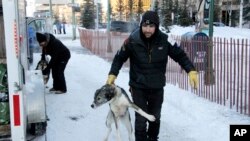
top-left (147, 137), bottom-right (158, 141)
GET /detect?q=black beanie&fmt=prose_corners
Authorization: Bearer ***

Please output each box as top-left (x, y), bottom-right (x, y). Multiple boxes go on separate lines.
top-left (36, 32), bottom-right (47, 43)
top-left (141, 11), bottom-right (159, 28)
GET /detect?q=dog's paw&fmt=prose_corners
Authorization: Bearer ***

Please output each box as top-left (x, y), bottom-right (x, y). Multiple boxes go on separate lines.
top-left (147, 115), bottom-right (156, 122)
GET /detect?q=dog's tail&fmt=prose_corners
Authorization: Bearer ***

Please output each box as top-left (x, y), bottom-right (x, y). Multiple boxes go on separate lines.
top-left (130, 103), bottom-right (156, 122)
top-left (129, 87), bottom-right (156, 122)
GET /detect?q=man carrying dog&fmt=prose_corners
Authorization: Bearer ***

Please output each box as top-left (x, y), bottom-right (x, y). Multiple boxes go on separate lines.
top-left (36, 32), bottom-right (70, 94)
top-left (106, 11), bottom-right (198, 141)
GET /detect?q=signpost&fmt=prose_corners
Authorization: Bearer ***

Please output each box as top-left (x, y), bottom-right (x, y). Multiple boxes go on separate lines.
top-left (205, 0), bottom-right (215, 85)
top-left (68, 1), bottom-right (78, 40)
top-left (107, 0), bottom-right (112, 53)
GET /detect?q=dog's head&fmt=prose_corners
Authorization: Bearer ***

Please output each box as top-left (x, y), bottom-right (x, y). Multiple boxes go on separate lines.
top-left (36, 60), bottom-right (48, 70)
top-left (35, 60), bottom-right (50, 84)
top-left (91, 84), bottom-right (116, 109)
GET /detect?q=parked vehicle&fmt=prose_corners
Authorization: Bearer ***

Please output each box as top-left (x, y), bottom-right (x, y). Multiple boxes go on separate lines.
top-left (213, 22), bottom-right (225, 27)
top-left (110, 21), bottom-right (138, 33)
top-left (110, 21), bottom-right (127, 32)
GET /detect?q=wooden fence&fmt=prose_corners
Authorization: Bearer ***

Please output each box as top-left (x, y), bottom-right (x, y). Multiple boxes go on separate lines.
top-left (78, 28), bottom-right (250, 116)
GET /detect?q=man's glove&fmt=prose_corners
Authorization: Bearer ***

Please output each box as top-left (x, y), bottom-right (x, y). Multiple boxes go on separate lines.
top-left (42, 67), bottom-right (50, 75)
top-left (188, 71), bottom-right (198, 89)
top-left (106, 74), bottom-right (116, 85)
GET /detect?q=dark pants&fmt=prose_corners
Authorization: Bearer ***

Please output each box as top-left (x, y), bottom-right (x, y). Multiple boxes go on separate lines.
top-left (130, 87), bottom-right (164, 141)
top-left (51, 60), bottom-right (69, 92)
top-left (63, 28), bottom-right (66, 34)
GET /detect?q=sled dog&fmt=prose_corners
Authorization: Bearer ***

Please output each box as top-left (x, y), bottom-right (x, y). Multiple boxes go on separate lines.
top-left (35, 59), bottom-right (50, 84)
top-left (91, 84), bottom-right (156, 141)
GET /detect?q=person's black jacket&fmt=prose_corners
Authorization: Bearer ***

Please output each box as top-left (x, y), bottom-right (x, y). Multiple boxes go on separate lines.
top-left (109, 28), bottom-right (195, 89)
top-left (41, 33), bottom-right (71, 69)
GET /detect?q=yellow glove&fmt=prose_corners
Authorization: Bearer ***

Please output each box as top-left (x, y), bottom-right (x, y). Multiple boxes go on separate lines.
top-left (188, 71), bottom-right (198, 89)
top-left (106, 74), bottom-right (117, 85)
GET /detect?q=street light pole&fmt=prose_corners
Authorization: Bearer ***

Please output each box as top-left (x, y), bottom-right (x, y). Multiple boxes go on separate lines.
top-left (71, 0), bottom-right (76, 40)
top-left (205, 0), bottom-right (215, 85)
top-left (49, 0), bottom-right (53, 33)
top-left (239, 0), bottom-right (243, 28)
top-left (107, 0), bottom-right (111, 32)
top-left (95, 0), bottom-right (99, 54)
top-left (49, 0), bottom-right (53, 18)
top-left (94, 0), bottom-right (99, 29)
top-left (208, 0), bottom-right (214, 38)
top-left (150, 0), bottom-right (155, 10)
top-left (107, 0), bottom-right (112, 52)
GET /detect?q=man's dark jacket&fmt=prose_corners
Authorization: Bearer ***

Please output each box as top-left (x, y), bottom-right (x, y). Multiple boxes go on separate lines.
top-left (41, 33), bottom-right (70, 68)
top-left (109, 28), bottom-right (195, 89)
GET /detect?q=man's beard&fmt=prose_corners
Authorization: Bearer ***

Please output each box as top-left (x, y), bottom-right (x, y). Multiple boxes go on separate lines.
top-left (143, 32), bottom-right (153, 38)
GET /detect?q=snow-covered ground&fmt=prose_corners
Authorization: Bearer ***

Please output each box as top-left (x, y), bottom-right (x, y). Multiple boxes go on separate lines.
top-left (33, 25), bottom-right (250, 141)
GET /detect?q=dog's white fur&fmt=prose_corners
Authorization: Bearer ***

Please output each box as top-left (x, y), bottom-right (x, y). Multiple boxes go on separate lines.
top-left (91, 84), bottom-right (156, 141)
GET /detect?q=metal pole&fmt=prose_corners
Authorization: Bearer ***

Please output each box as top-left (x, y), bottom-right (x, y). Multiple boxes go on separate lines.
top-left (107, 0), bottom-right (112, 52)
top-left (107, 0), bottom-right (110, 32)
top-left (95, 0), bottom-right (99, 30)
top-left (96, 0), bottom-right (99, 54)
top-left (239, 0), bottom-right (243, 28)
top-left (72, 0), bottom-right (76, 40)
top-left (225, 0), bottom-right (228, 25)
top-left (208, 0), bottom-right (214, 38)
top-left (205, 0), bottom-right (215, 85)
top-left (49, 0), bottom-right (53, 18)
top-left (49, 0), bottom-right (53, 33)
top-left (151, 0), bottom-right (155, 10)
